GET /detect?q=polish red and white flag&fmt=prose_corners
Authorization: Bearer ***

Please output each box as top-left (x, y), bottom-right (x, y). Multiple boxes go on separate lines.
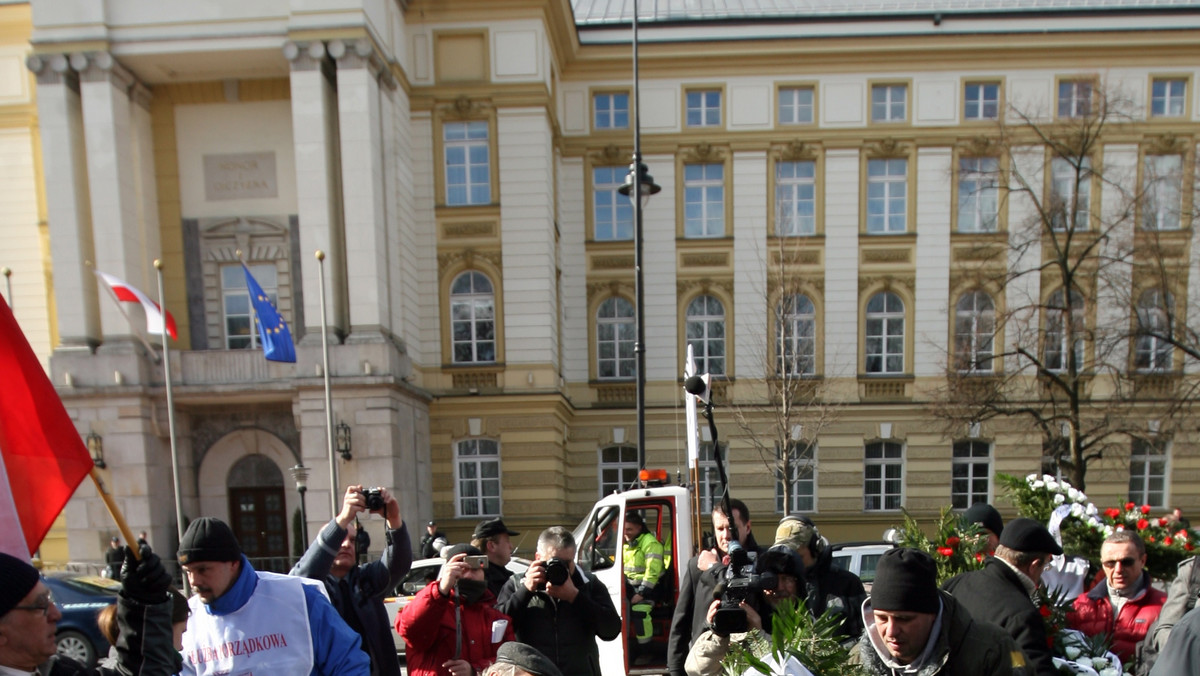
top-left (0, 296), bottom-right (94, 557)
top-left (96, 271), bottom-right (178, 340)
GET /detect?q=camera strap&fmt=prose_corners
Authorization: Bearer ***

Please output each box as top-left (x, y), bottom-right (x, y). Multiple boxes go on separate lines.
top-left (453, 582), bottom-right (463, 660)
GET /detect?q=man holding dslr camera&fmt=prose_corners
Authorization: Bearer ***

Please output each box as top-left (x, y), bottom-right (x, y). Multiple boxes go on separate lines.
top-left (292, 484), bottom-right (413, 676)
top-left (496, 526), bottom-right (621, 676)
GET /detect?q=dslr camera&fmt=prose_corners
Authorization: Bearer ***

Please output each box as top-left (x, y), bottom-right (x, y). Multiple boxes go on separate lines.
top-left (539, 557), bottom-right (571, 590)
top-left (360, 488), bottom-right (385, 512)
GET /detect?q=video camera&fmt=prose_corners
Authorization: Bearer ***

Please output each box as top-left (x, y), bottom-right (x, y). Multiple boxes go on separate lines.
top-left (711, 544), bottom-right (805, 636)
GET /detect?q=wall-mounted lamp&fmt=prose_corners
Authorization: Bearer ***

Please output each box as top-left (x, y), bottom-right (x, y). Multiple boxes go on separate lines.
top-left (336, 421), bottom-right (352, 460)
top-left (86, 432), bottom-right (105, 469)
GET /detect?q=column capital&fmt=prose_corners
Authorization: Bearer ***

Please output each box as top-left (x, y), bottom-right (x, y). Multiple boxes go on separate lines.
top-left (26, 53), bottom-right (74, 85)
top-left (328, 39), bottom-right (396, 91)
top-left (282, 41), bottom-right (324, 71)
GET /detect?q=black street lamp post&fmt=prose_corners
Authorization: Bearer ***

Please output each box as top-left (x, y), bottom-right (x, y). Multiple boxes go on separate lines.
top-left (290, 464), bottom-right (310, 545)
top-left (618, 0), bottom-right (661, 473)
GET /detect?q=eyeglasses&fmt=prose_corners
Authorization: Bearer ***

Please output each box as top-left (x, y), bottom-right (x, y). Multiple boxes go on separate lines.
top-left (13, 592), bottom-right (56, 618)
top-left (1101, 557), bottom-right (1138, 569)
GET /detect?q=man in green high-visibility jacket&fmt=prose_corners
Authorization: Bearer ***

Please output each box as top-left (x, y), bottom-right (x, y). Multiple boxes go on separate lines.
top-left (624, 511), bottom-right (665, 655)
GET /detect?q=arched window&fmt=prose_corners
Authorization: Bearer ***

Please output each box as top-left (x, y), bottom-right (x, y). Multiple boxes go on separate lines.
top-left (450, 271), bottom-right (496, 363)
top-left (954, 290), bottom-right (995, 372)
top-left (777, 294), bottom-right (815, 376)
top-left (686, 295), bottom-right (726, 375)
top-left (865, 292), bottom-right (905, 374)
top-left (1044, 288), bottom-right (1085, 372)
top-left (596, 297), bottom-right (635, 380)
top-left (1134, 288), bottom-right (1173, 371)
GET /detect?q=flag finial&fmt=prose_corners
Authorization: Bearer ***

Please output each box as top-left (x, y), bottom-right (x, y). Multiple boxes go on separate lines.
top-left (315, 250), bottom-right (325, 261)
top-left (153, 259), bottom-right (163, 271)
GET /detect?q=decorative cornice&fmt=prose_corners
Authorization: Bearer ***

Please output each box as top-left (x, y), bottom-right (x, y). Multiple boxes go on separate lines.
top-left (682, 142), bottom-right (726, 164)
top-left (676, 277), bottom-right (733, 297)
top-left (859, 274), bottom-right (915, 292)
top-left (443, 222), bottom-right (495, 238)
top-left (435, 95), bottom-right (494, 121)
top-left (591, 255), bottom-right (634, 270)
top-left (861, 248), bottom-right (912, 264)
top-left (680, 252), bottom-right (729, 268)
top-left (590, 144), bottom-right (629, 165)
top-left (586, 280), bottom-right (632, 302)
top-left (437, 248), bottom-right (502, 274)
top-left (776, 140), bottom-right (818, 162)
top-left (867, 138), bottom-right (908, 158)
top-left (959, 135), bottom-right (1000, 157)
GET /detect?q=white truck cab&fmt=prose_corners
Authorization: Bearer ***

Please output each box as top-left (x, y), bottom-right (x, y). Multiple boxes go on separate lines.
top-left (572, 476), bottom-right (696, 676)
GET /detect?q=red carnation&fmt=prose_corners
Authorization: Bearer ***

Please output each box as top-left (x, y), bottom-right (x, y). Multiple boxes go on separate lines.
top-left (945, 536), bottom-right (961, 547)
top-left (1159, 517), bottom-right (1170, 527)
top-left (937, 547), bottom-right (954, 557)
top-left (1187, 543), bottom-right (1195, 551)
top-left (975, 553), bottom-right (984, 563)
top-left (1138, 519), bottom-right (1150, 530)
top-left (1126, 502), bottom-right (1136, 511)
top-left (1040, 605), bottom-right (1052, 617)
top-left (1164, 536), bottom-right (1175, 545)
top-left (1141, 505), bottom-right (1152, 514)
top-left (1105, 508), bottom-right (1121, 519)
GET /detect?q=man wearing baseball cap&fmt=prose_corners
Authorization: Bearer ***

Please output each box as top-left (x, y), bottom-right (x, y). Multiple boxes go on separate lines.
top-left (0, 548), bottom-right (179, 675)
top-left (943, 517), bottom-right (1064, 676)
top-left (851, 548), bottom-right (1024, 675)
top-left (177, 516), bottom-right (369, 675)
top-left (773, 515), bottom-right (866, 644)
top-left (473, 517), bottom-right (520, 598)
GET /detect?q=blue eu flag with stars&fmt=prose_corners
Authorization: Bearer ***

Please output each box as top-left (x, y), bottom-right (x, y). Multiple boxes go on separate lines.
top-left (242, 264), bottom-right (296, 363)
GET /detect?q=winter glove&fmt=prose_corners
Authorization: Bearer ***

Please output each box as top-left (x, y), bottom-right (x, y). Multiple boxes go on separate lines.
top-left (120, 544), bottom-right (172, 604)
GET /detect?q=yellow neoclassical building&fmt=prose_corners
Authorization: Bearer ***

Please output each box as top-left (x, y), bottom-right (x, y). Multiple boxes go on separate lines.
top-left (5, 0), bottom-right (1200, 567)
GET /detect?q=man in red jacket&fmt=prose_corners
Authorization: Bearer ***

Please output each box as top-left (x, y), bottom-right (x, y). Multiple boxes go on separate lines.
top-left (1069, 530), bottom-right (1166, 667)
top-left (397, 545), bottom-right (515, 676)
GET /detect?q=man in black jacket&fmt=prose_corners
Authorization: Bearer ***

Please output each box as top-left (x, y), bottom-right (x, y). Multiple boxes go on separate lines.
top-left (419, 520), bottom-right (448, 559)
top-left (473, 517), bottom-right (520, 598)
top-left (667, 499), bottom-right (761, 676)
top-left (496, 526), bottom-right (621, 676)
top-left (942, 517), bottom-right (1063, 676)
top-left (291, 484), bottom-right (413, 676)
top-left (0, 548), bottom-right (180, 676)
top-left (773, 515), bottom-right (866, 645)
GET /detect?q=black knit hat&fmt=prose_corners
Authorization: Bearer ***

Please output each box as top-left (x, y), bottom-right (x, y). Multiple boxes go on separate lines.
top-left (963, 503), bottom-right (1004, 537)
top-left (999, 518), bottom-right (1063, 556)
top-left (0, 552), bottom-right (40, 616)
top-left (870, 548), bottom-right (940, 614)
top-left (496, 641), bottom-right (564, 676)
top-left (177, 517), bottom-right (242, 565)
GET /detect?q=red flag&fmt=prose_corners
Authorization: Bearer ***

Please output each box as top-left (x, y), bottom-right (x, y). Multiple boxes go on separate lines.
top-left (0, 296), bottom-right (93, 556)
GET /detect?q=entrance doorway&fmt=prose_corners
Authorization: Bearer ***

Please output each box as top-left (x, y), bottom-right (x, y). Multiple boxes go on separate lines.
top-left (227, 454), bottom-right (289, 572)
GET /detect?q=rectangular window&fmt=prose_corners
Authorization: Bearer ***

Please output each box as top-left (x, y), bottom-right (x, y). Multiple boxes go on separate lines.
top-left (1143, 154), bottom-right (1183, 231)
top-left (1129, 439), bottom-right (1168, 508)
top-left (776, 160), bottom-right (817, 236)
top-left (222, 263), bottom-right (277, 350)
top-left (779, 87), bottom-right (814, 125)
top-left (594, 92), bottom-right (630, 129)
top-left (775, 442), bottom-right (816, 513)
top-left (593, 166), bottom-right (634, 241)
top-left (698, 442), bottom-right (723, 514)
top-left (1151, 79), bottom-right (1186, 118)
top-left (964, 82), bottom-right (1000, 121)
top-left (456, 438), bottom-right (501, 517)
top-left (957, 157), bottom-right (999, 233)
top-left (1058, 80), bottom-right (1093, 118)
top-left (866, 158), bottom-right (907, 234)
top-left (599, 445), bottom-right (639, 497)
top-left (1050, 156), bottom-right (1091, 231)
top-left (864, 441), bottom-right (904, 511)
top-left (871, 84), bottom-right (907, 123)
top-left (951, 440), bottom-right (992, 509)
top-left (444, 121), bottom-right (490, 206)
top-left (684, 163), bottom-right (725, 238)
top-left (686, 90), bottom-right (722, 127)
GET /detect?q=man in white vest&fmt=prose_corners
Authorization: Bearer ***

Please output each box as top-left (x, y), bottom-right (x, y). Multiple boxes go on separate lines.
top-left (178, 517), bottom-right (370, 676)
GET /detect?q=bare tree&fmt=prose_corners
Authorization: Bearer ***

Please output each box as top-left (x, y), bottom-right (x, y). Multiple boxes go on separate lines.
top-left (929, 81), bottom-right (1194, 491)
top-left (730, 226), bottom-right (843, 512)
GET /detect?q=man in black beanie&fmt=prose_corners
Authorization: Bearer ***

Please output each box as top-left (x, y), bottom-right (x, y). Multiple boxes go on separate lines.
top-left (964, 503), bottom-right (1005, 555)
top-left (177, 516), bottom-right (370, 676)
top-left (850, 548), bottom-right (1024, 675)
top-left (0, 547), bottom-right (180, 675)
top-left (943, 517), bottom-right (1063, 676)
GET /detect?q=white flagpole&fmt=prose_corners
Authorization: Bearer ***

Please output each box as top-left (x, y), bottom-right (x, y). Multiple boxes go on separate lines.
top-left (2, 267), bottom-right (11, 307)
top-left (153, 260), bottom-right (188, 594)
top-left (316, 250), bottom-right (338, 518)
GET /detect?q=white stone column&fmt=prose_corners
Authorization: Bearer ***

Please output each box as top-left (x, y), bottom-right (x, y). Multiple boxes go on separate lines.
top-left (75, 52), bottom-right (149, 344)
top-left (285, 41), bottom-right (347, 342)
top-left (27, 54), bottom-right (99, 349)
top-left (332, 39), bottom-right (392, 340)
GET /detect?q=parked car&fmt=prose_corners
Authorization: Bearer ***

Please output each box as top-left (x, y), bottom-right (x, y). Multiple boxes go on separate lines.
top-left (383, 556), bottom-right (532, 655)
top-left (829, 541), bottom-right (895, 591)
top-left (42, 572), bottom-right (121, 667)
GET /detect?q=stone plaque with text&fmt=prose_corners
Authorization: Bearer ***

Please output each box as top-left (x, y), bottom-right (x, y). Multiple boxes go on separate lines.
top-left (203, 152), bottom-right (278, 201)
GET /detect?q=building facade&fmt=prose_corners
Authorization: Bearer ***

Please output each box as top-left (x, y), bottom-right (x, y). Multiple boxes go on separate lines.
top-left (10, 0), bottom-right (1200, 565)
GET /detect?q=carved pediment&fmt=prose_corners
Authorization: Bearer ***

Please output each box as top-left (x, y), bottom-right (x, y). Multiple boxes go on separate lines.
top-left (437, 248), bottom-right (502, 274)
top-left (587, 280), bottom-right (632, 302)
top-left (677, 277), bottom-right (733, 297)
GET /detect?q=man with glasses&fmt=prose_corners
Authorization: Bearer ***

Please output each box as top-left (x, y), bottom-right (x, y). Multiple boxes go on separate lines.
top-left (1069, 530), bottom-right (1166, 667)
top-left (0, 548), bottom-right (180, 675)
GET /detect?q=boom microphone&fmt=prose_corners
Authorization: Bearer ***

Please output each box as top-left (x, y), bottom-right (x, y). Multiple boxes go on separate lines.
top-left (684, 375), bottom-right (707, 396)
